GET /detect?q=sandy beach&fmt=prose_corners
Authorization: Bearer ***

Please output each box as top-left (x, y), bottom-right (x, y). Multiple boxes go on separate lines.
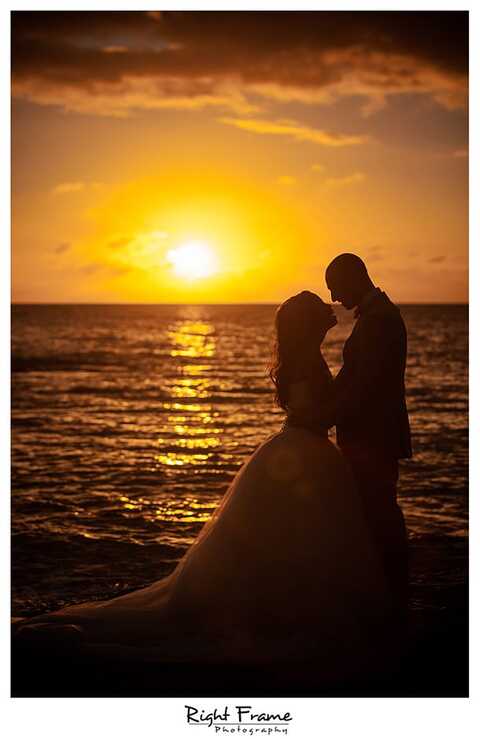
top-left (12, 536), bottom-right (468, 697)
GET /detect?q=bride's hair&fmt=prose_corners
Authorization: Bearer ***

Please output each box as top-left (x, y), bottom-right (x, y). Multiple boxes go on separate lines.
top-left (269, 290), bottom-right (332, 409)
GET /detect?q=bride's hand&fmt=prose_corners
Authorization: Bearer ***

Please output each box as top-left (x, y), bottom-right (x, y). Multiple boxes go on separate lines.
top-left (318, 306), bottom-right (337, 344)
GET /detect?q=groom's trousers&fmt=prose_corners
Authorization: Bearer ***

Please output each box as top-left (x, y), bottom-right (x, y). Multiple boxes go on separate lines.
top-left (342, 445), bottom-right (409, 624)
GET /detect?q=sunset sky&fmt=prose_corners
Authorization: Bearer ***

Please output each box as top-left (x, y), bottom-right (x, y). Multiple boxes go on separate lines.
top-left (11, 10), bottom-right (468, 303)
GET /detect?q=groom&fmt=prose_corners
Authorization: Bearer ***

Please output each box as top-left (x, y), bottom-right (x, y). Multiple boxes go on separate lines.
top-left (325, 253), bottom-right (411, 622)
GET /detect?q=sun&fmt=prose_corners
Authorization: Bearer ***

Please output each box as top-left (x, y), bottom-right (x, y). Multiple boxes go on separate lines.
top-left (166, 241), bottom-right (218, 280)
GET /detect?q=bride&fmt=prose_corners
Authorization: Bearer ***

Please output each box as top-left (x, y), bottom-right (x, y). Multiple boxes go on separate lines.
top-left (14, 291), bottom-right (393, 676)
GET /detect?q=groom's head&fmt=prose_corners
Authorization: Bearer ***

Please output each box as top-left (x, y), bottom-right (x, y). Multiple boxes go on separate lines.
top-left (325, 253), bottom-right (374, 310)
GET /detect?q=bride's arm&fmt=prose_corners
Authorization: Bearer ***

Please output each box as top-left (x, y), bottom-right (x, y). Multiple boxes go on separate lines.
top-left (309, 353), bottom-right (336, 429)
top-left (285, 360), bottom-right (335, 431)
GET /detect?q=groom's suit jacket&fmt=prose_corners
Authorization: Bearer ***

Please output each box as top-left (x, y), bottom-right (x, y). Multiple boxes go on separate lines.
top-left (334, 289), bottom-right (412, 460)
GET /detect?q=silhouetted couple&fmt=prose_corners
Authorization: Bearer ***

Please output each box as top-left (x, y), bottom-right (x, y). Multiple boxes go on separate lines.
top-left (14, 254), bottom-right (411, 682)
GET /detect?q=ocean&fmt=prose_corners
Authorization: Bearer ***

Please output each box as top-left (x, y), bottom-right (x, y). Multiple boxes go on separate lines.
top-left (11, 303), bottom-right (468, 617)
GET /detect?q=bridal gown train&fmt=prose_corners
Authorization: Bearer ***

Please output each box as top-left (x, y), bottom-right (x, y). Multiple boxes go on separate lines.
top-left (15, 425), bottom-right (393, 674)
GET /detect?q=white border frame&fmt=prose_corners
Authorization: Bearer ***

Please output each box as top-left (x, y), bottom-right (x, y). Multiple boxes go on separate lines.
top-left (2, 2), bottom-right (476, 737)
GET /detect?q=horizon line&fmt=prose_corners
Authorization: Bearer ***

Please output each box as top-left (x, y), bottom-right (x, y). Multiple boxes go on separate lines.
top-left (11, 301), bottom-right (469, 307)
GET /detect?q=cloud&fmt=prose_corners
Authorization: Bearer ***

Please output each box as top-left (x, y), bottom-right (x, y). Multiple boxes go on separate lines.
top-left (52, 182), bottom-right (85, 195)
top-left (220, 117), bottom-right (367, 146)
top-left (365, 246), bottom-right (385, 262)
top-left (323, 172), bottom-right (366, 188)
top-left (78, 262), bottom-right (133, 277)
top-left (53, 242), bottom-right (71, 254)
top-left (52, 180), bottom-right (107, 196)
top-left (146, 11), bottom-right (162, 23)
top-left (102, 45), bottom-right (129, 54)
top-left (11, 11), bottom-right (467, 117)
top-left (14, 77), bottom-right (257, 118)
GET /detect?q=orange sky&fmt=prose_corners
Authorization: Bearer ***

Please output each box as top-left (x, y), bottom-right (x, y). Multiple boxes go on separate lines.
top-left (11, 10), bottom-right (468, 303)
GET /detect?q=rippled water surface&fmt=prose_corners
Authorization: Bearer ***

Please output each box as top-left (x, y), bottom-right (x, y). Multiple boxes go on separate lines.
top-left (12, 304), bottom-right (468, 614)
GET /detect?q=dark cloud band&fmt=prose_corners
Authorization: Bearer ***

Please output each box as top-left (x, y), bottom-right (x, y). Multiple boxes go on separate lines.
top-left (11, 11), bottom-right (468, 116)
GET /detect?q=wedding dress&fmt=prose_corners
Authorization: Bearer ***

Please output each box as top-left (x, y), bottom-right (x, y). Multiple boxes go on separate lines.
top-left (14, 362), bottom-right (392, 675)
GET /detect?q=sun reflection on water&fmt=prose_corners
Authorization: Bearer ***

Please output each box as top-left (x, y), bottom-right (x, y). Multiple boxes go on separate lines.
top-left (182, 364), bottom-right (212, 375)
top-left (152, 496), bottom-right (217, 523)
top-left (155, 452), bottom-right (211, 466)
top-left (114, 490), bottom-right (217, 524)
top-left (157, 436), bottom-right (220, 450)
top-left (162, 402), bottom-right (204, 412)
top-left (173, 425), bottom-right (221, 436)
top-left (155, 319), bottom-right (220, 479)
top-left (168, 321), bottom-right (215, 359)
